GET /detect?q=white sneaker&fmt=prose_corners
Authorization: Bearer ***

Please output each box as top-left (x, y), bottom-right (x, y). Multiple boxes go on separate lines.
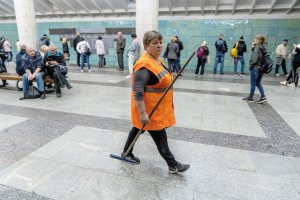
top-left (287, 83), bottom-right (295, 87)
top-left (280, 81), bottom-right (287, 86)
top-left (275, 73), bottom-right (280, 77)
top-left (80, 70), bottom-right (83, 72)
top-left (89, 69), bottom-right (92, 72)
top-left (126, 75), bottom-right (132, 79)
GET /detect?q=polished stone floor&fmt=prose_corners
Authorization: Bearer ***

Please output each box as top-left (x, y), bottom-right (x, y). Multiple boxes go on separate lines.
top-left (0, 62), bottom-right (300, 200)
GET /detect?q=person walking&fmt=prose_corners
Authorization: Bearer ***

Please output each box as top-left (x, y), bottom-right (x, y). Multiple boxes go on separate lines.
top-left (95, 36), bottom-right (106, 68)
top-left (243, 35), bottom-right (268, 104)
top-left (116, 31), bottom-right (126, 71)
top-left (195, 41), bottom-right (209, 76)
top-left (280, 43), bottom-right (300, 86)
top-left (127, 33), bottom-right (140, 78)
top-left (120, 30), bottom-right (190, 174)
top-left (275, 39), bottom-right (289, 76)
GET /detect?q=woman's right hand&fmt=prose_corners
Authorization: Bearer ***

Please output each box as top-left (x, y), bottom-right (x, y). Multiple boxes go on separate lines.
top-left (140, 113), bottom-right (150, 125)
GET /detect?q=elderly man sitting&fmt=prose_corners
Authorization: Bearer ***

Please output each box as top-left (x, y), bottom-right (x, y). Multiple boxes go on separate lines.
top-left (20, 47), bottom-right (45, 100)
top-left (44, 44), bottom-right (72, 98)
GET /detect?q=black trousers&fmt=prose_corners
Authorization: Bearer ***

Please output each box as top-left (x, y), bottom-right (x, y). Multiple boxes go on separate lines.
top-left (275, 59), bottom-right (287, 75)
top-left (117, 51), bottom-right (124, 70)
top-left (76, 52), bottom-right (80, 67)
top-left (195, 58), bottom-right (206, 75)
top-left (123, 127), bottom-right (177, 167)
top-left (286, 61), bottom-right (300, 83)
top-left (48, 67), bottom-right (70, 93)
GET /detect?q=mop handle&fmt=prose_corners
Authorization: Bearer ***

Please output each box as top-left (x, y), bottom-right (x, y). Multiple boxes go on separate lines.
top-left (124, 51), bottom-right (196, 157)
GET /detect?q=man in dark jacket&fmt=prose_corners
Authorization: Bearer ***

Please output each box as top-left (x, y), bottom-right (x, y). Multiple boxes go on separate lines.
top-left (116, 31), bottom-right (126, 71)
top-left (16, 44), bottom-right (27, 75)
top-left (214, 34), bottom-right (228, 74)
top-left (20, 47), bottom-right (45, 100)
top-left (233, 36), bottom-right (247, 75)
top-left (73, 32), bottom-right (81, 67)
top-left (39, 34), bottom-right (50, 47)
top-left (44, 45), bottom-right (72, 98)
top-left (175, 36), bottom-right (184, 73)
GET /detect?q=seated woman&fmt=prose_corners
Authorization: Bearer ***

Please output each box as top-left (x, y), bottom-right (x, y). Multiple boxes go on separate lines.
top-left (43, 44), bottom-right (72, 98)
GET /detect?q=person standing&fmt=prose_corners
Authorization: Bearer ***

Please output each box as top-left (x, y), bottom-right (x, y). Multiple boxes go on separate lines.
top-left (275, 39), bottom-right (289, 76)
top-left (3, 37), bottom-right (13, 62)
top-left (214, 34), bottom-right (228, 74)
top-left (167, 36), bottom-right (179, 75)
top-left (76, 37), bottom-right (91, 72)
top-left (62, 37), bottom-right (69, 61)
top-left (116, 31), bottom-right (126, 71)
top-left (16, 39), bottom-right (21, 52)
top-left (175, 36), bottom-right (184, 71)
top-left (121, 30), bottom-right (190, 174)
top-left (95, 36), bottom-right (106, 68)
top-left (195, 41), bottom-right (209, 76)
top-left (233, 36), bottom-right (247, 75)
top-left (243, 35), bottom-right (268, 104)
top-left (73, 32), bottom-right (81, 67)
top-left (127, 33), bottom-right (140, 78)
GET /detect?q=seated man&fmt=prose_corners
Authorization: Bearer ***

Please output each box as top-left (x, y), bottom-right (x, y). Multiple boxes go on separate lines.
top-left (0, 48), bottom-right (8, 87)
top-left (44, 44), bottom-right (72, 98)
top-left (16, 44), bottom-right (26, 76)
top-left (20, 47), bottom-right (46, 100)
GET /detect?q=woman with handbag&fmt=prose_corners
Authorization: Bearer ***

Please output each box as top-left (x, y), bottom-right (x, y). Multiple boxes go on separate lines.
top-left (95, 36), bottom-right (105, 68)
top-left (195, 41), bottom-right (209, 77)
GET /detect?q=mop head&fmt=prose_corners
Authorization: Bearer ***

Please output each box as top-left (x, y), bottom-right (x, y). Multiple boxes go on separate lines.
top-left (110, 154), bottom-right (139, 164)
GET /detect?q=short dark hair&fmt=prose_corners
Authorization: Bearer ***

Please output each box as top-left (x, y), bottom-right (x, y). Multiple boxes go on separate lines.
top-left (80, 37), bottom-right (84, 41)
top-left (131, 33), bottom-right (137, 38)
top-left (98, 36), bottom-right (102, 40)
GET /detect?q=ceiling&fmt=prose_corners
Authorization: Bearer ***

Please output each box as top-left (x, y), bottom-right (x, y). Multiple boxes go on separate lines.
top-left (0, 0), bottom-right (300, 20)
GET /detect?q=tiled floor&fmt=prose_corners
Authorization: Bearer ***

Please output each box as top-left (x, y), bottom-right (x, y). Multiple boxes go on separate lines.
top-left (0, 63), bottom-right (300, 199)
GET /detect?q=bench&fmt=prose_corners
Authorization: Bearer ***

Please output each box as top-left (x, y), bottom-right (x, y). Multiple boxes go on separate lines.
top-left (0, 72), bottom-right (54, 90)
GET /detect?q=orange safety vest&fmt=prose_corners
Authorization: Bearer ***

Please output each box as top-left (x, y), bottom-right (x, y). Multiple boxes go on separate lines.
top-left (131, 52), bottom-right (176, 130)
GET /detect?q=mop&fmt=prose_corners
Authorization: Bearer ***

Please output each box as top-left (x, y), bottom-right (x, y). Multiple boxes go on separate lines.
top-left (110, 51), bottom-right (196, 163)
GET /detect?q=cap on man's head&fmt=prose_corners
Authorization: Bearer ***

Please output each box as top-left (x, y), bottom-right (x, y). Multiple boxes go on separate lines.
top-left (175, 36), bottom-right (179, 39)
top-left (240, 36), bottom-right (244, 40)
top-left (131, 33), bottom-right (137, 38)
top-left (43, 34), bottom-right (47, 36)
top-left (283, 38), bottom-right (288, 42)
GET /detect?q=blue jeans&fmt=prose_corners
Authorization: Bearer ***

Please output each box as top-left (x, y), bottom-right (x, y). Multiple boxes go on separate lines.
top-left (249, 68), bottom-right (265, 98)
top-left (214, 55), bottom-right (224, 74)
top-left (22, 71), bottom-right (45, 94)
top-left (176, 58), bottom-right (181, 71)
top-left (80, 53), bottom-right (91, 70)
top-left (234, 56), bottom-right (245, 74)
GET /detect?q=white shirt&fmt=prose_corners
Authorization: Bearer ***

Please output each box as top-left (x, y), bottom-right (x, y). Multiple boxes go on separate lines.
top-left (95, 40), bottom-right (105, 55)
top-left (76, 41), bottom-right (90, 54)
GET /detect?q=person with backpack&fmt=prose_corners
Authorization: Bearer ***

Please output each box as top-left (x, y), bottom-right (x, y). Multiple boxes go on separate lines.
top-left (280, 43), bottom-right (300, 87)
top-left (76, 37), bottom-right (91, 72)
top-left (195, 41), bottom-right (209, 76)
top-left (243, 35), bottom-right (268, 104)
top-left (233, 36), bottom-right (247, 76)
top-left (214, 34), bottom-right (228, 74)
top-left (275, 39), bottom-right (289, 77)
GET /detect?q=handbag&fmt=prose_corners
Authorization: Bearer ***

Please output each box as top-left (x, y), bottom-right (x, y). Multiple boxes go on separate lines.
top-left (24, 84), bottom-right (41, 99)
top-left (58, 65), bottom-right (68, 75)
top-left (103, 57), bottom-right (106, 66)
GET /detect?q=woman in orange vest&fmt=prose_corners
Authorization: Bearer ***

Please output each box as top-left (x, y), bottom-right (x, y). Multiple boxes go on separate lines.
top-left (121, 30), bottom-right (190, 174)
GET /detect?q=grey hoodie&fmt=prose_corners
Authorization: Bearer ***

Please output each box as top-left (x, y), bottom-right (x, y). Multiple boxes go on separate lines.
top-left (249, 44), bottom-right (267, 70)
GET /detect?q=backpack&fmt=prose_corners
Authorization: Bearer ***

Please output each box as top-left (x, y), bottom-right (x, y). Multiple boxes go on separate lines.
top-left (196, 47), bottom-right (204, 58)
top-left (216, 40), bottom-right (227, 53)
top-left (258, 53), bottom-right (273, 74)
top-left (230, 42), bottom-right (238, 58)
top-left (84, 43), bottom-right (91, 55)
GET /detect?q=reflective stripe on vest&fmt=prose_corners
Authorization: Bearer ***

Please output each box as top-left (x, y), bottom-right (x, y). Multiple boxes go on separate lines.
top-left (157, 69), bottom-right (169, 80)
top-left (144, 86), bottom-right (171, 93)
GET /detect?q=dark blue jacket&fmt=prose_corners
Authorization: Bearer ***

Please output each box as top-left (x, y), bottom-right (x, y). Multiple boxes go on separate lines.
top-left (16, 49), bottom-right (26, 75)
top-left (21, 51), bottom-right (43, 73)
